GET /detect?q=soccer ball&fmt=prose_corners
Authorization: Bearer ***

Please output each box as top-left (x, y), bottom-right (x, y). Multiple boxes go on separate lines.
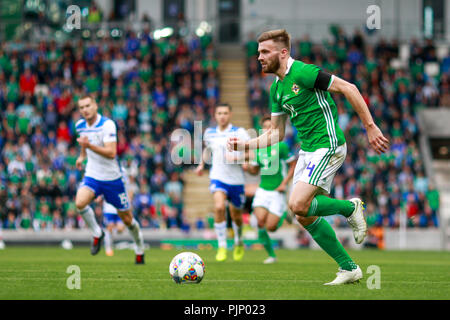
top-left (169, 252), bottom-right (205, 284)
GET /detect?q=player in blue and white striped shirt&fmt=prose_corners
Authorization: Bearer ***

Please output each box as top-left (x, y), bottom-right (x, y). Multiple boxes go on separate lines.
top-left (195, 103), bottom-right (250, 262)
top-left (75, 95), bottom-right (145, 264)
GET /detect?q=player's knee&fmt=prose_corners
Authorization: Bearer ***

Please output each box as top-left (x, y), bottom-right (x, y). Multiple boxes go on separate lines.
top-left (296, 215), bottom-right (307, 226)
top-left (118, 211), bottom-right (132, 225)
top-left (288, 199), bottom-right (309, 217)
top-left (122, 215), bottom-right (132, 226)
top-left (267, 224), bottom-right (278, 232)
top-left (75, 199), bottom-right (87, 211)
top-left (232, 215), bottom-right (243, 225)
top-left (214, 203), bottom-right (226, 215)
top-left (257, 219), bottom-right (266, 229)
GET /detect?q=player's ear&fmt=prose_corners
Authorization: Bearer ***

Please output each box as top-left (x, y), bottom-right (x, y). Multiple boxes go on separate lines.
top-left (280, 47), bottom-right (289, 58)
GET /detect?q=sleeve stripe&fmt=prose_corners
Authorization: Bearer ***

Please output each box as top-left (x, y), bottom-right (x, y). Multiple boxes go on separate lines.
top-left (271, 112), bottom-right (285, 116)
top-left (327, 75), bottom-right (335, 90)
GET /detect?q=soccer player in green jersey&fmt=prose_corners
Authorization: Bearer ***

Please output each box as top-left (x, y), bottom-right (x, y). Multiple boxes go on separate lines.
top-left (228, 29), bottom-right (389, 285)
top-left (244, 115), bottom-right (297, 264)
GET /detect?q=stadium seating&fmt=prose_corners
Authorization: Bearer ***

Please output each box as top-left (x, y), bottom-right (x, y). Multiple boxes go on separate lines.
top-left (0, 29), bottom-right (219, 230)
top-left (0, 24), bottom-right (447, 233)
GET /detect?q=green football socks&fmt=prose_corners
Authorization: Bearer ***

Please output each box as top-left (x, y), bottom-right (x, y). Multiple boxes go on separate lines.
top-left (306, 195), bottom-right (355, 218)
top-left (304, 217), bottom-right (357, 271)
top-left (258, 228), bottom-right (276, 258)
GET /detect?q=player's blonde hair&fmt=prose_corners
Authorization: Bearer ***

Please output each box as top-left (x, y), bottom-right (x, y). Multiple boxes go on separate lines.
top-left (257, 29), bottom-right (291, 52)
top-left (78, 94), bottom-right (95, 104)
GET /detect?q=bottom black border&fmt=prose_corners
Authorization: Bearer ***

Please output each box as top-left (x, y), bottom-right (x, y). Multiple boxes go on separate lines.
top-left (0, 300), bottom-right (445, 318)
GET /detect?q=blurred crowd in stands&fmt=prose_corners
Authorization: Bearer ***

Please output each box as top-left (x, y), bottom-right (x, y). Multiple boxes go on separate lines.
top-left (0, 27), bottom-right (218, 231)
top-left (246, 27), bottom-right (446, 237)
top-left (0, 22), bottom-right (446, 238)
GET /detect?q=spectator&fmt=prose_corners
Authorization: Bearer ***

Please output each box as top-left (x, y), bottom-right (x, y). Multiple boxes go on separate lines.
top-left (19, 68), bottom-right (37, 95)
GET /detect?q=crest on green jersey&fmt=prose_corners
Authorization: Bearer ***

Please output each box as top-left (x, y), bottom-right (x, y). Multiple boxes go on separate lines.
top-left (292, 83), bottom-right (300, 94)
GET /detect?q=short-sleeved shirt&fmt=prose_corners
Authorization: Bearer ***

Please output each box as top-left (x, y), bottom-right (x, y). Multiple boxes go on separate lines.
top-left (204, 123), bottom-right (250, 185)
top-left (270, 57), bottom-right (346, 152)
top-left (75, 113), bottom-right (122, 181)
top-left (252, 141), bottom-right (296, 191)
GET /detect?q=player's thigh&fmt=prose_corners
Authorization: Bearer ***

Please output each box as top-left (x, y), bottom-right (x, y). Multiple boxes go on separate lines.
top-left (266, 191), bottom-right (285, 231)
top-left (102, 178), bottom-right (131, 212)
top-left (289, 147), bottom-right (338, 215)
top-left (213, 191), bottom-right (227, 211)
top-left (294, 145), bottom-right (346, 194)
top-left (251, 188), bottom-right (269, 224)
top-left (314, 144), bottom-right (347, 194)
top-left (227, 184), bottom-right (245, 219)
top-left (212, 191), bottom-right (227, 222)
top-left (75, 187), bottom-right (96, 210)
top-left (288, 181), bottom-right (319, 216)
top-left (253, 206), bottom-right (269, 227)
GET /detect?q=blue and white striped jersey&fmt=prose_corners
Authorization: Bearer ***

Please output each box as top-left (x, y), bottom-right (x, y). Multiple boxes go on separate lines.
top-left (204, 123), bottom-right (250, 185)
top-left (76, 113), bottom-right (122, 181)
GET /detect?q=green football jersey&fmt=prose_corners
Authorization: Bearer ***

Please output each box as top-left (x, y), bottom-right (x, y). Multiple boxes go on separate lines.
top-left (270, 58), bottom-right (346, 152)
top-left (253, 141), bottom-right (295, 191)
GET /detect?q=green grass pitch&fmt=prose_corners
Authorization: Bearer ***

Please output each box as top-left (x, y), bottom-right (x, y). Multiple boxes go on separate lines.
top-left (0, 247), bottom-right (449, 300)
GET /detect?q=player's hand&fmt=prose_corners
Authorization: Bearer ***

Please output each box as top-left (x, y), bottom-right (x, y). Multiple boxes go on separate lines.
top-left (366, 124), bottom-right (389, 154)
top-left (275, 182), bottom-right (287, 193)
top-left (94, 196), bottom-right (103, 203)
top-left (77, 136), bottom-right (90, 148)
top-left (227, 137), bottom-right (246, 152)
top-left (76, 156), bottom-right (85, 170)
top-left (195, 164), bottom-right (204, 176)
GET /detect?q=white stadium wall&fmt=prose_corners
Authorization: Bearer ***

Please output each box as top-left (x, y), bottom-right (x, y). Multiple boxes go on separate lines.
top-left (136, 0), bottom-right (163, 26)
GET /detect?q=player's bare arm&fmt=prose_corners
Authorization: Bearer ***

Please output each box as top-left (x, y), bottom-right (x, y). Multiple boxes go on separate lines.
top-left (77, 136), bottom-right (117, 159)
top-left (195, 146), bottom-right (211, 176)
top-left (76, 146), bottom-right (87, 170)
top-left (227, 113), bottom-right (287, 152)
top-left (328, 76), bottom-right (389, 154)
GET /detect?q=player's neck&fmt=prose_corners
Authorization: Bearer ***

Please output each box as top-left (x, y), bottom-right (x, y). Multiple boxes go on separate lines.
top-left (275, 63), bottom-right (288, 81)
top-left (86, 113), bottom-right (99, 126)
top-left (275, 56), bottom-right (292, 81)
top-left (218, 123), bottom-right (230, 131)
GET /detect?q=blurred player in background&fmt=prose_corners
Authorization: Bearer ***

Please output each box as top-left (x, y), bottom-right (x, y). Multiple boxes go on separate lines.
top-left (75, 95), bottom-right (145, 264)
top-left (244, 115), bottom-right (296, 264)
top-left (92, 197), bottom-right (125, 257)
top-left (196, 103), bottom-right (250, 262)
top-left (102, 200), bottom-right (125, 256)
top-left (228, 29), bottom-right (389, 285)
